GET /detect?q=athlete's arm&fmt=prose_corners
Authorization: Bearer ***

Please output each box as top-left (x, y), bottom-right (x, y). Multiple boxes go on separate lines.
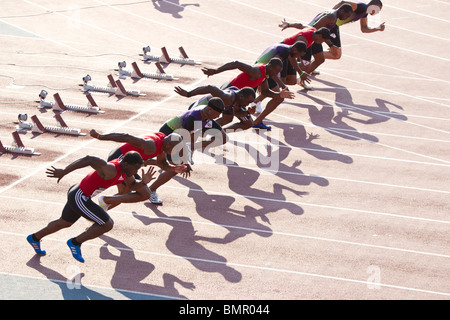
top-left (90, 129), bottom-right (157, 156)
top-left (202, 61), bottom-right (261, 80)
top-left (333, 1), bottom-right (358, 10)
top-left (311, 12), bottom-right (336, 30)
top-left (279, 18), bottom-right (304, 31)
top-left (155, 151), bottom-right (192, 176)
top-left (46, 155), bottom-right (115, 183)
top-left (174, 85), bottom-right (233, 104)
top-left (259, 80), bottom-right (295, 99)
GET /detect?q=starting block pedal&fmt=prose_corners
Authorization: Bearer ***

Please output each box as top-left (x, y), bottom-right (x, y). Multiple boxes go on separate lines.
top-left (114, 79), bottom-right (143, 97)
top-left (141, 46), bottom-right (201, 65)
top-left (82, 74), bottom-right (144, 97)
top-left (38, 92), bottom-right (104, 114)
top-left (25, 114), bottom-right (85, 136)
top-left (117, 61), bottom-right (177, 81)
top-left (81, 74), bottom-right (118, 95)
top-left (0, 132), bottom-right (40, 156)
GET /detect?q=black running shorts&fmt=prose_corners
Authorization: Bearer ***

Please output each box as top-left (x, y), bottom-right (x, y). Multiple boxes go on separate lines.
top-left (61, 184), bottom-right (110, 225)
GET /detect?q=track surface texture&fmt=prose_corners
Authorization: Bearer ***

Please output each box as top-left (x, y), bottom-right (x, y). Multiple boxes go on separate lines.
top-left (0, 0), bottom-right (449, 300)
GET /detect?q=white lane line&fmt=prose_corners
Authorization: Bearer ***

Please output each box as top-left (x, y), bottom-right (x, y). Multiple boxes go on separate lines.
top-left (0, 72), bottom-right (208, 195)
top-left (384, 3), bottom-right (450, 23)
top-left (3, 231), bottom-right (449, 297)
top-left (3, 209), bottom-right (449, 260)
top-left (1, 180), bottom-right (449, 224)
top-left (232, 0), bottom-right (450, 62)
top-left (0, 270), bottom-right (182, 300)
top-left (75, 0), bottom-right (450, 165)
top-left (164, 185), bottom-right (450, 224)
top-left (2, 143), bottom-right (449, 194)
top-left (273, 111), bottom-right (450, 165)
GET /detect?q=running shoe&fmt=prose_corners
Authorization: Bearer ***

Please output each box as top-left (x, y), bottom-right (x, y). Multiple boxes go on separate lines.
top-left (299, 79), bottom-right (312, 90)
top-left (252, 122), bottom-right (272, 130)
top-left (67, 238), bottom-right (85, 263)
top-left (98, 195), bottom-right (110, 211)
top-left (149, 191), bottom-right (163, 205)
top-left (27, 234), bottom-right (46, 255)
top-left (250, 101), bottom-right (263, 114)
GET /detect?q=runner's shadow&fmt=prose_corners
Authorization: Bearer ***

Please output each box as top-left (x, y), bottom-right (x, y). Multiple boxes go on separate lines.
top-left (152, 0), bottom-right (200, 19)
top-left (224, 135), bottom-right (331, 188)
top-left (295, 78), bottom-right (406, 140)
top-left (286, 96), bottom-right (379, 142)
top-left (133, 206), bottom-right (243, 283)
top-left (173, 176), bottom-right (273, 241)
top-left (201, 152), bottom-right (307, 217)
top-left (99, 234), bottom-right (195, 299)
top-left (26, 255), bottom-right (114, 300)
top-left (269, 122), bottom-right (353, 164)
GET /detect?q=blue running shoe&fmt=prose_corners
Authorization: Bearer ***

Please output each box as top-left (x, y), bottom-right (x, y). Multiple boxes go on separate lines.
top-left (27, 234), bottom-right (46, 255)
top-left (252, 122), bottom-right (272, 130)
top-left (67, 238), bottom-right (85, 263)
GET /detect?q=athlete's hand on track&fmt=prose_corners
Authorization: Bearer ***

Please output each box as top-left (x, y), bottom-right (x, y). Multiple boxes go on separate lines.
top-left (179, 163), bottom-right (193, 179)
top-left (280, 87), bottom-right (295, 99)
top-left (300, 72), bottom-right (311, 83)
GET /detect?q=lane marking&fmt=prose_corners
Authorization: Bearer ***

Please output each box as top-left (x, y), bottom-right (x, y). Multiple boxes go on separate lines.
top-left (3, 231), bottom-right (449, 297)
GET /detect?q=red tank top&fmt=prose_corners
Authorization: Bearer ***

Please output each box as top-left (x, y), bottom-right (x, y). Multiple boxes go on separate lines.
top-left (78, 159), bottom-right (126, 197)
top-left (282, 27), bottom-right (316, 47)
top-left (230, 63), bottom-right (267, 88)
top-left (119, 132), bottom-right (166, 160)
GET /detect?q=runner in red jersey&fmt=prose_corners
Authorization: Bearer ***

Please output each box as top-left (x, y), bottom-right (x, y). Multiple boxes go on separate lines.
top-left (201, 58), bottom-right (295, 130)
top-left (280, 26), bottom-right (331, 88)
top-left (90, 129), bottom-right (191, 206)
top-left (27, 151), bottom-right (154, 263)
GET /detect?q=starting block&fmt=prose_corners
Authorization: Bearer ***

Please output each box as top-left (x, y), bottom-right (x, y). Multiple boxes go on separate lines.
top-left (0, 132), bottom-right (40, 156)
top-left (82, 74), bottom-right (144, 97)
top-left (141, 46), bottom-right (201, 65)
top-left (38, 92), bottom-right (104, 114)
top-left (81, 74), bottom-right (118, 95)
top-left (117, 61), bottom-right (178, 81)
top-left (16, 114), bottom-right (85, 136)
top-left (115, 79), bottom-right (143, 97)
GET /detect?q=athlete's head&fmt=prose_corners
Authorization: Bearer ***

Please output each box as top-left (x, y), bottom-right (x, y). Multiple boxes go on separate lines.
top-left (236, 87), bottom-right (256, 108)
top-left (337, 4), bottom-right (353, 20)
top-left (367, 0), bottom-right (382, 15)
top-left (121, 151), bottom-right (144, 177)
top-left (290, 41), bottom-right (307, 58)
top-left (313, 27), bottom-right (331, 43)
top-left (205, 97), bottom-right (225, 119)
top-left (266, 57), bottom-right (284, 77)
top-left (163, 133), bottom-right (183, 154)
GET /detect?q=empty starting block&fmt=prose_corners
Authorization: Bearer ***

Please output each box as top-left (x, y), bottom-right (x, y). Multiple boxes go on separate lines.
top-left (141, 46), bottom-right (201, 65)
top-left (81, 74), bottom-right (118, 95)
top-left (117, 61), bottom-right (178, 81)
top-left (0, 132), bottom-right (40, 156)
top-left (16, 114), bottom-right (85, 136)
top-left (38, 92), bottom-right (104, 114)
top-left (81, 74), bottom-right (144, 97)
